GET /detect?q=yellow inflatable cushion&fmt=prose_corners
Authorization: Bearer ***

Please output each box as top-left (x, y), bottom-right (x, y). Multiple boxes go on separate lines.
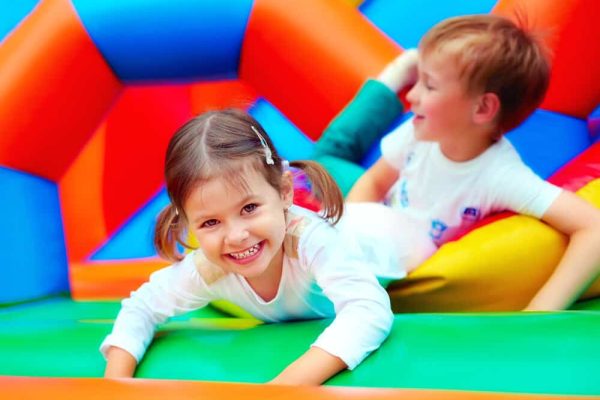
top-left (388, 178), bottom-right (600, 312)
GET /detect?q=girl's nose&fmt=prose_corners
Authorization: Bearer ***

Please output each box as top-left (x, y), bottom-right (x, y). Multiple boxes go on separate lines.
top-left (224, 222), bottom-right (250, 245)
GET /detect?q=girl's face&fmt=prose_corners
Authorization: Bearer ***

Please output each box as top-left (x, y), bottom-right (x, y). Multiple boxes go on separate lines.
top-left (184, 166), bottom-right (293, 289)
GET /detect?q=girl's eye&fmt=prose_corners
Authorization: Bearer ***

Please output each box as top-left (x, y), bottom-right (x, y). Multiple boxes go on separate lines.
top-left (200, 219), bottom-right (219, 228)
top-left (242, 203), bottom-right (258, 214)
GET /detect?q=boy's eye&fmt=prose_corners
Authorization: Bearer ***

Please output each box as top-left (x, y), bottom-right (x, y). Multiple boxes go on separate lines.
top-left (200, 219), bottom-right (219, 228)
top-left (242, 203), bottom-right (258, 214)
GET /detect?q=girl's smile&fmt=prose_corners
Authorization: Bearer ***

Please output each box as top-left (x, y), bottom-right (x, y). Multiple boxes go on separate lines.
top-left (227, 241), bottom-right (264, 263)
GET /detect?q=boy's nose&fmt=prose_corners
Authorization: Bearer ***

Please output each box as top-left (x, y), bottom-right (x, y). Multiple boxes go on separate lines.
top-left (406, 84), bottom-right (418, 106)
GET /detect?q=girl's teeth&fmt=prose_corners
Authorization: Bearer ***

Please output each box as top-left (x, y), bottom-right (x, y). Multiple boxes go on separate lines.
top-left (230, 243), bottom-right (260, 259)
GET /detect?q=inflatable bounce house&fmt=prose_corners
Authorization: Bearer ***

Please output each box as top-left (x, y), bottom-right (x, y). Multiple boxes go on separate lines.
top-left (1, 0), bottom-right (599, 398)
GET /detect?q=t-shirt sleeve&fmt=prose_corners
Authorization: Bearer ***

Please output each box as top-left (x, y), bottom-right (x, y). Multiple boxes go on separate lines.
top-left (99, 254), bottom-right (212, 362)
top-left (491, 162), bottom-right (563, 218)
top-left (380, 117), bottom-right (415, 169)
top-left (299, 222), bottom-right (394, 370)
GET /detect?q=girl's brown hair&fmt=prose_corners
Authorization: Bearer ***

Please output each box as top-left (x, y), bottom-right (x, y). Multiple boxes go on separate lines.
top-left (154, 109), bottom-right (343, 262)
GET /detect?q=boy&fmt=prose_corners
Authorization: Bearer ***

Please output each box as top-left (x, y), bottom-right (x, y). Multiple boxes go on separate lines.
top-left (313, 15), bottom-right (600, 311)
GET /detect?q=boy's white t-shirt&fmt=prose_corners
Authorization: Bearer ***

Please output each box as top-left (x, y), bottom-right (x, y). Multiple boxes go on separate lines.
top-left (379, 117), bottom-right (562, 249)
top-left (99, 206), bottom-right (394, 370)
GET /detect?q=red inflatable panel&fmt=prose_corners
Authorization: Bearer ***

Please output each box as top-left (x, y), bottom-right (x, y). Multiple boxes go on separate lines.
top-left (0, 0), bottom-right (122, 181)
top-left (102, 85), bottom-right (193, 234)
top-left (190, 80), bottom-right (258, 114)
top-left (493, 0), bottom-right (600, 118)
top-left (240, 0), bottom-right (400, 140)
top-left (549, 141), bottom-right (600, 191)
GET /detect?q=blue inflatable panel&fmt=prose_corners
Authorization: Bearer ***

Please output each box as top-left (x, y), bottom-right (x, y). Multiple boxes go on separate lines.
top-left (71, 0), bottom-right (253, 82)
top-left (0, 1), bottom-right (39, 41)
top-left (506, 109), bottom-right (590, 179)
top-left (249, 99), bottom-right (315, 162)
top-left (360, 0), bottom-right (497, 48)
top-left (0, 167), bottom-right (68, 304)
top-left (90, 188), bottom-right (169, 260)
top-left (589, 103), bottom-right (600, 141)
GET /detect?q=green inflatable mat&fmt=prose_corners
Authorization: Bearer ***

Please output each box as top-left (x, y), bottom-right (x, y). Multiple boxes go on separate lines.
top-left (0, 296), bottom-right (599, 395)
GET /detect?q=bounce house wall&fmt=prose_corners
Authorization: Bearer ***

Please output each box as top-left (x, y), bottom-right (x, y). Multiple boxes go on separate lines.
top-left (1, 0), bottom-right (598, 307)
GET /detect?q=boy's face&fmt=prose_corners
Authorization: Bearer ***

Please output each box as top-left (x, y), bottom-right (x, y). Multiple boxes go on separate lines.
top-left (406, 48), bottom-right (480, 142)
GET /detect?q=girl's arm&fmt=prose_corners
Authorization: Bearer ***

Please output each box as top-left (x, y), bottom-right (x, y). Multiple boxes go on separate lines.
top-left (281, 221), bottom-right (394, 384)
top-left (525, 191), bottom-right (600, 310)
top-left (346, 157), bottom-right (399, 203)
top-left (269, 347), bottom-right (347, 386)
top-left (100, 256), bottom-right (212, 376)
top-left (104, 346), bottom-right (138, 378)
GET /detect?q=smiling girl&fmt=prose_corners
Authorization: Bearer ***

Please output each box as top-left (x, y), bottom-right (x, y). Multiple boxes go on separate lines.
top-left (100, 109), bottom-right (394, 385)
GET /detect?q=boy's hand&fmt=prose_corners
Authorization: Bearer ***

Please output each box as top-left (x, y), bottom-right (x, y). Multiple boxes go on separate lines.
top-left (377, 49), bottom-right (419, 92)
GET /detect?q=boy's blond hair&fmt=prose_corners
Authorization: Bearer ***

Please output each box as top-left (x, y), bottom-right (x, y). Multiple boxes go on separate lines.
top-left (420, 14), bottom-right (550, 133)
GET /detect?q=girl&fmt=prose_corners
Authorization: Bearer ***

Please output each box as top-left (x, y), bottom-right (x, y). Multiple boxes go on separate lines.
top-left (100, 109), bottom-right (395, 385)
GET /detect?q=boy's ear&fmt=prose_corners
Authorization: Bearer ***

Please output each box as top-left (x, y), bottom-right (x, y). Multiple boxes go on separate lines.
top-left (281, 171), bottom-right (294, 208)
top-left (473, 92), bottom-right (500, 125)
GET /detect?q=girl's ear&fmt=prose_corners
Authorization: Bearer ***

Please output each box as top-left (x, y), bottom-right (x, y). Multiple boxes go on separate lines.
top-left (473, 92), bottom-right (500, 125)
top-left (280, 171), bottom-right (294, 209)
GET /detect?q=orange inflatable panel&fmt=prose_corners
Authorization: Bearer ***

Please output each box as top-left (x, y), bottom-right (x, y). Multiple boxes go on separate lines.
top-left (240, 0), bottom-right (400, 140)
top-left (0, 0), bottom-right (122, 181)
top-left (59, 124), bottom-right (109, 262)
top-left (0, 376), bottom-right (590, 400)
top-left (70, 258), bottom-right (168, 300)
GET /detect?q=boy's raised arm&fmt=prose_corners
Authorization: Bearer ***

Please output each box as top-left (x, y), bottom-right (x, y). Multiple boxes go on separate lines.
top-left (525, 191), bottom-right (600, 310)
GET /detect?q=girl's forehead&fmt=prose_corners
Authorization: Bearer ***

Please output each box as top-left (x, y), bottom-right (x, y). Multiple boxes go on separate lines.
top-left (193, 167), bottom-right (269, 200)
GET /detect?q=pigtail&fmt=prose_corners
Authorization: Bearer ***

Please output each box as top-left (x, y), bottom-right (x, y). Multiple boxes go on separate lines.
top-left (289, 160), bottom-right (344, 225)
top-left (153, 204), bottom-right (193, 263)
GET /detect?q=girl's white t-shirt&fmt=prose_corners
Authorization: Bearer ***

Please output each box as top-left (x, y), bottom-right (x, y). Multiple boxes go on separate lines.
top-left (100, 206), bottom-right (394, 370)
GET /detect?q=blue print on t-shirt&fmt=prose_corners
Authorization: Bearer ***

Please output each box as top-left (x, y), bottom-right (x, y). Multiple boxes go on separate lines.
top-left (462, 207), bottom-right (481, 222)
top-left (429, 219), bottom-right (447, 241)
top-left (400, 180), bottom-right (409, 207)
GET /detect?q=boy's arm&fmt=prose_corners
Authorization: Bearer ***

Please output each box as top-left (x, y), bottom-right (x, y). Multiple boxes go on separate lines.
top-left (525, 191), bottom-right (600, 310)
top-left (104, 346), bottom-right (138, 378)
top-left (346, 158), bottom-right (399, 203)
top-left (269, 347), bottom-right (347, 386)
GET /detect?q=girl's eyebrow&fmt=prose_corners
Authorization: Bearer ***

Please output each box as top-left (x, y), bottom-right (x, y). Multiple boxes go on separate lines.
top-left (191, 193), bottom-right (259, 224)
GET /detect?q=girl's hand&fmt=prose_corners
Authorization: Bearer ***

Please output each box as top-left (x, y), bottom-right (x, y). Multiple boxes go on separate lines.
top-left (267, 347), bottom-right (347, 386)
top-left (104, 346), bottom-right (138, 378)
